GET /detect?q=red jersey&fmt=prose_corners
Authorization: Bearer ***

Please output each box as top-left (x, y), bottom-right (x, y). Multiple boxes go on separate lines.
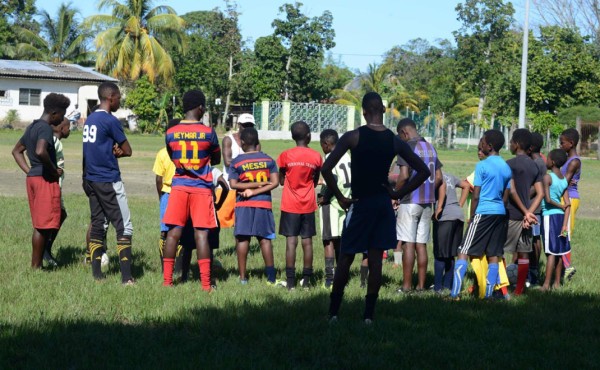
top-left (165, 122), bottom-right (220, 193)
top-left (277, 146), bottom-right (322, 213)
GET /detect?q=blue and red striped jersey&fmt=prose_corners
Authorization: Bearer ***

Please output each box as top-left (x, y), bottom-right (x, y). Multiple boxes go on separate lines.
top-left (165, 122), bottom-right (220, 192)
top-left (229, 151), bottom-right (278, 209)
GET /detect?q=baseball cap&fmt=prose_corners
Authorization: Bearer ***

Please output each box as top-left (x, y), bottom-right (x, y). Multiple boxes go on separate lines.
top-left (238, 113), bottom-right (255, 125)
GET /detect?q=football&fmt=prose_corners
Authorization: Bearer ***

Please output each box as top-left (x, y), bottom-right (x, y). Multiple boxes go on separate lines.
top-left (506, 264), bottom-right (518, 285)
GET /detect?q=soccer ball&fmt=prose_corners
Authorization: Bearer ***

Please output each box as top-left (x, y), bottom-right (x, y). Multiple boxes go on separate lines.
top-left (506, 264), bottom-right (518, 285)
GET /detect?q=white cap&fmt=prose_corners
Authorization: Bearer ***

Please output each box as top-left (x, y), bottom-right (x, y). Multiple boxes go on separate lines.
top-left (238, 113), bottom-right (255, 125)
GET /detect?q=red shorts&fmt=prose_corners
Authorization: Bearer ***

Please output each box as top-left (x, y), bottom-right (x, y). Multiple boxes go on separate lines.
top-left (162, 188), bottom-right (217, 228)
top-left (26, 176), bottom-right (61, 229)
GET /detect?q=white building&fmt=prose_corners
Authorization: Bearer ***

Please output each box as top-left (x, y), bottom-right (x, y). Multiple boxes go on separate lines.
top-left (0, 60), bottom-right (119, 126)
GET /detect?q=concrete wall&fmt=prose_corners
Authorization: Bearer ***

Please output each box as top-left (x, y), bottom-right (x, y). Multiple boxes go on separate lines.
top-left (0, 78), bottom-right (84, 126)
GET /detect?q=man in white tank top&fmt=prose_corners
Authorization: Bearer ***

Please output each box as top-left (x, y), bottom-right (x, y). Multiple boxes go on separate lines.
top-left (218, 113), bottom-right (260, 227)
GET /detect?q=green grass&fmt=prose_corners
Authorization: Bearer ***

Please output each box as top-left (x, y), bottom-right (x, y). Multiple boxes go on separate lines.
top-left (1, 130), bottom-right (600, 369)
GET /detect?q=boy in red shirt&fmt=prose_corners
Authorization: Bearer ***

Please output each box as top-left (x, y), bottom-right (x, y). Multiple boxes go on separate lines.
top-left (277, 121), bottom-right (323, 289)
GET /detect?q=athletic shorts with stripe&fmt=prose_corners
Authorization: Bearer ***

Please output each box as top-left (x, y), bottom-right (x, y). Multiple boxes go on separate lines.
top-left (320, 204), bottom-right (346, 240)
top-left (457, 214), bottom-right (507, 258)
top-left (83, 179), bottom-right (133, 239)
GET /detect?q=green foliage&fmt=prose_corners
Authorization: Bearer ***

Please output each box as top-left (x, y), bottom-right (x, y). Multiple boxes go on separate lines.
top-left (529, 111), bottom-right (563, 137)
top-left (557, 105), bottom-right (600, 126)
top-left (1, 109), bottom-right (19, 128)
top-left (124, 76), bottom-right (159, 131)
top-left (0, 0), bottom-right (39, 59)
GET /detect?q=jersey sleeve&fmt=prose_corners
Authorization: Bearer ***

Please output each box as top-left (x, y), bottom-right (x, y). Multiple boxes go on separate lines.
top-left (473, 162), bottom-right (485, 187)
top-left (450, 174), bottom-right (460, 187)
top-left (109, 119), bottom-right (127, 145)
top-left (210, 128), bottom-right (220, 154)
top-left (268, 158), bottom-right (278, 174)
top-left (276, 152), bottom-right (286, 170)
top-left (228, 159), bottom-right (240, 181)
top-left (396, 154), bottom-right (408, 167)
top-left (153, 151), bottom-right (165, 176)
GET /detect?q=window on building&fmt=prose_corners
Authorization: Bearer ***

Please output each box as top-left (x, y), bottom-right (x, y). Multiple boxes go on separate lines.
top-left (19, 89), bottom-right (41, 106)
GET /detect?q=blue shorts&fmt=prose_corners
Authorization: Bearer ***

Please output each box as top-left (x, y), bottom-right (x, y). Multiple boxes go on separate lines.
top-left (340, 193), bottom-right (396, 254)
top-left (234, 207), bottom-right (276, 239)
top-left (531, 214), bottom-right (542, 237)
top-left (160, 192), bottom-right (170, 232)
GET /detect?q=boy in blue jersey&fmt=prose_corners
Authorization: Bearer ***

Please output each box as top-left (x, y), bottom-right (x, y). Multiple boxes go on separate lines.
top-left (82, 82), bottom-right (134, 284)
top-left (228, 128), bottom-right (281, 285)
top-left (451, 130), bottom-right (512, 299)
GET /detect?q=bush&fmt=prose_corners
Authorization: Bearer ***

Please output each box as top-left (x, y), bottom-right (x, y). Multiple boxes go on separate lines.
top-left (2, 109), bottom-right (19, 129)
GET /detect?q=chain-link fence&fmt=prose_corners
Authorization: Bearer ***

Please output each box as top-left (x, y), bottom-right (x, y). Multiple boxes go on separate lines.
top-left (290, 102), bottom-right (348, 133)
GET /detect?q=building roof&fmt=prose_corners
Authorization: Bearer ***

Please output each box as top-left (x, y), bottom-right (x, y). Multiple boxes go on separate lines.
top-left (0, 60), bottom-right (118, 83)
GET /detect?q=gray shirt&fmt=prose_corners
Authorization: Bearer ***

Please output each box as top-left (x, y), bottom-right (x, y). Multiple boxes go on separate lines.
top-left (438, 172), bottom-right (465, 222)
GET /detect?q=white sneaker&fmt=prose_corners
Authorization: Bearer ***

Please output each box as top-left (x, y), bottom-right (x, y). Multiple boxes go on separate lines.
top-left (101, 252), bottom-right (109, 268)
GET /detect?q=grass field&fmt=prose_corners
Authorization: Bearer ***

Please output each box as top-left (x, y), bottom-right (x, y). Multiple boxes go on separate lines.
top-left (1, 129), bottom-right (600, 369)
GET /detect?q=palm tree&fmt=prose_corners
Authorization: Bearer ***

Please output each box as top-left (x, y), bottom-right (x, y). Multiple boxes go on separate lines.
top-left (10, 2), bottom-right (91, 63)
top-left (86, 0), bottom-right (186, 84)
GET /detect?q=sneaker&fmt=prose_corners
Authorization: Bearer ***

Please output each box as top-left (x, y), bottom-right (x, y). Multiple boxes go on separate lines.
top-left (266, 279), bottom-right (286, 288)
top-left (299, 278), bottom-right (310, 289)
top-left (83, 252), bottom-right (91, 265)
top-left (328, 315), bottom-right (338, 324)
top-left (491, 290), bottom-right (511, 301)
top-left (360, 281), bottom-right (366, 288)
top-left (122, 279), bottom-right (136, 286)
top-left (396, 287), bottom-right (412, 295)
top-left (240, 278), bottom-right (248, 285)
top-left (323, 280), bottom-right (333, 291)
top-left (43, 250), bottom-right (58, 267)
top-left (364, 318), bottom-right (373, 325)
top-left (101, 252), bottom-right (109, 269)
top-left (565, 266), bottom-right (576, 281)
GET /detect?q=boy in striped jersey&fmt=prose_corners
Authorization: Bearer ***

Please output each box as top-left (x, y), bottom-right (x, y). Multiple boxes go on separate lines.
top-left (162, 90), bottom-right (220, 291)
top-left (394, 118), bottom-right (443, 293)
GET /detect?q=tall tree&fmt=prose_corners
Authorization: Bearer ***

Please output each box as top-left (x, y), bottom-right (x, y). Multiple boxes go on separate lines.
top-left (0, 0), bottom-right (39, 59)
top-left (271, 2), bottom-right (335, 101)
top-left (86, 0), bottom-right (186, 84)
top-left (14, 3), bottom-right (92, 64)
top-left (532, 0), bottom-right (600, 38)
top-left (454, 0), bottom-right (515, 126)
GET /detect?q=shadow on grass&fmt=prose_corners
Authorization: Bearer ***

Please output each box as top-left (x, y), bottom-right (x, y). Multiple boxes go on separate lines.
top-left (2, 291), bottom-right (600, 369)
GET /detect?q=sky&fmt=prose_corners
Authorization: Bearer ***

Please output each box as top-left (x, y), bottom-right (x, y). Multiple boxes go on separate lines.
top-left (40, 0), bottom-right (530, 72)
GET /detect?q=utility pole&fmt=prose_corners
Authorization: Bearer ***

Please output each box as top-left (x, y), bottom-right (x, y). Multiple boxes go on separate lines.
top-left (518, 0), bottom-right (530, 128)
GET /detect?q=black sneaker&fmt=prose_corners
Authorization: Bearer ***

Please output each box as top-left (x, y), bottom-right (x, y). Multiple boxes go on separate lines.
top-left (43, 250), bottom-right (58, 267)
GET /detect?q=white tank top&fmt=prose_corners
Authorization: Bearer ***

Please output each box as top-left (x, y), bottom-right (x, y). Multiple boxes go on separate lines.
top-left (223, 132), bottom-right (244, 182)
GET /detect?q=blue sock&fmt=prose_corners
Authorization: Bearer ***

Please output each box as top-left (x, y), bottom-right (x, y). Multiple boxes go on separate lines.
top-left (486, 263), bottom-right (499, 298)
top-left (443, 259), bottom-right (455, 290)
top-left (451, 259), bottom-right (468, 298)
top-left (265, 266), bottom-right (276, 283)
top-left (434, 259), bottom-right (445, 291)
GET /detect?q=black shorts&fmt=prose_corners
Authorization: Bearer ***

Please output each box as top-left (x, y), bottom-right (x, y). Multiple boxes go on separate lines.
top-left (279, 211), bottom-right (316, 238)
top-left (457, 214), bottom-right (507, 258)
top-left (181, 215), bottom-right (220, 250)
top-left (340, 193), bottom-right (396, 254)
top-left (433, 219), bottom-right (464, 258)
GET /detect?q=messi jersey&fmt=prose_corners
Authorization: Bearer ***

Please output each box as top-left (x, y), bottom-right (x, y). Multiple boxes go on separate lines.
top-left (398, 138), bottom-right (441, 204)
top-left (229, 151), bottom-right (278, 209)
top-left (165, 122), bottom-right (220, 192)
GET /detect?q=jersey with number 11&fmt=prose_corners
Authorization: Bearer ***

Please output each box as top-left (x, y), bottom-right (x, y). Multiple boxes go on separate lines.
top-left (165, 122), bottom-right (220, 192)
top-left (331, 152), bottom-right (352, 212)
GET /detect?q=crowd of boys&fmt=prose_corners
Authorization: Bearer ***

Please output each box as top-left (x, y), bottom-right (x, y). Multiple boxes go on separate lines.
top-left (12, 87), bottom-right (584, 322)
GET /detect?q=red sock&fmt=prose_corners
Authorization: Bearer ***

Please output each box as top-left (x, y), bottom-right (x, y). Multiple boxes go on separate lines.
top-left (199, 259), bottom-right (212, 291)
top-left (501, 286), bottom-right (508, 296)
top-left (514, 258), bottom-right (529, 295)
top-left (163, 258), bottom-right (175, 286)
top-left (562, 252), bottom-right (572, 268)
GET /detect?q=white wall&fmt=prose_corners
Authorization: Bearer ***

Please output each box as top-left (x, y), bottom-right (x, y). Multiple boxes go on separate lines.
top-left (0, 78), bottom-right (86, 124)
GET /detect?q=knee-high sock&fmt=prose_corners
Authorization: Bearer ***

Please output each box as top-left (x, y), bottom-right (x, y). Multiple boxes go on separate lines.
top-left (486, 263), bottom-right (499, 298)
top-left (325, 257), bottom-right (335, 283)
top-left (163, 258), bottom-right (175, 286)
top-left (329, 253), bottom-right (354, 317)
top-left (117, 239), bottom-right (133, 283)
top-left (89, 238), bottom-right (104, 280)
top-left (562, 252), bottom-right (572, 268)
top-left (451, 259), bottom-right (468, 298)
top-left (158, 236), bottom-right (165, 273)
top-left (433, 258), bottom-right (445, 291)
top-left (514, 258), bottom-right (529, 295)
top-left (496, 259), bottom-right (509, 289)
top-left (364, 293), bottom-right (378, 321)
top-left (199, 258), bottom-right (211, 291)
top-left (470, 257), bottom-right (487, 299)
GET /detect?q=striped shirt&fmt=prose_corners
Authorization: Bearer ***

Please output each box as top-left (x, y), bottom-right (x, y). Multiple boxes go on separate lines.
top-left (397, 137), bottom-right (442, 204)
top-left (165, 122), bottom-right (220, 193)
top-left (229, 151), bottom-right (278, 209)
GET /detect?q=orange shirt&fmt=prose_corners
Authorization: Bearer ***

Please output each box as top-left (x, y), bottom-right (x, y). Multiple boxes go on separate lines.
top-left (277, 146), bottom-right (323, 214)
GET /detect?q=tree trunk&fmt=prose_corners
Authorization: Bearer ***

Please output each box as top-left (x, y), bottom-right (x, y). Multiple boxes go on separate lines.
top-left (224, 54), bottom-right (233, 120)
